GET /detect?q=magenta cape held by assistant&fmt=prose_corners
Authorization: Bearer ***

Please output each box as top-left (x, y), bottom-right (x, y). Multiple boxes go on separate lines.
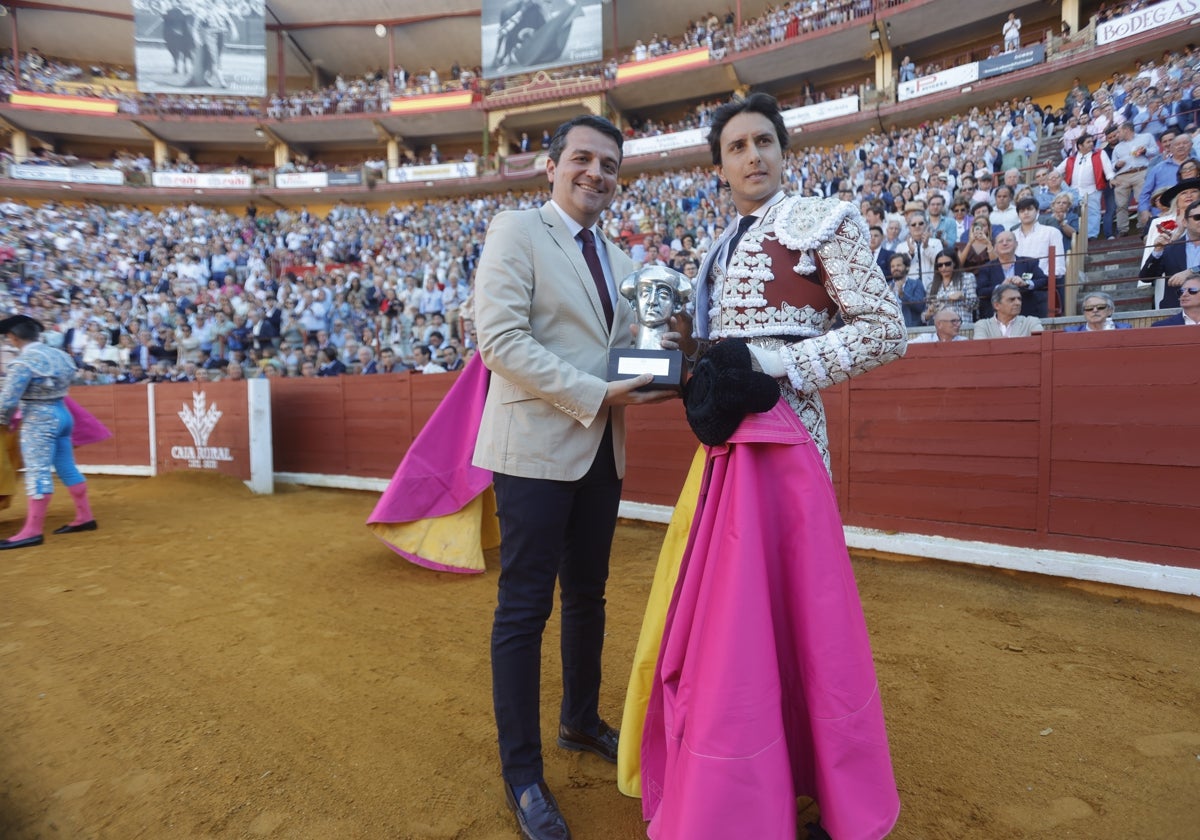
top-left (66, 397), bottom-right (112, 447)
top-left (366, 355), bottom-right (497, 573)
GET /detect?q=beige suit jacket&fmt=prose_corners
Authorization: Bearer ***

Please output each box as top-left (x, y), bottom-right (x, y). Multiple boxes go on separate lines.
top-left (472, 204), bottom-right (637, 481)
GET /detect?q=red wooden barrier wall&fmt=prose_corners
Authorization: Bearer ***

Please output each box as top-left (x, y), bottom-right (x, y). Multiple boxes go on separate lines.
top-left (70, 328), bottom-right (1200, 570)
top-left (824, 330), bottom-right (1199, 569)
top-left (68, 385), bottom-right (149, 467)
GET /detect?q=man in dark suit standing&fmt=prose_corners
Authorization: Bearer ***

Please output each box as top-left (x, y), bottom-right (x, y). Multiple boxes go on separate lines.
top-left (1141, 195), bottom-right (1200, 312)
top-left (869, 225), bottom-right (895, 275)
top-left (262, 300), bottom-right (283, 335)
top-left (472, 115), bottom-right (673, 840)
top-left (250, 308), bottom-right (278, 351)
top-left (974, 231), bottom-right (1048, 320)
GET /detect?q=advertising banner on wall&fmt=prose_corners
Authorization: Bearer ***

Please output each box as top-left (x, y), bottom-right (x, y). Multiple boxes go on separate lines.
top-left (152, 171), bottom-right (253, 189)
top-left (1097, 0), bottom-right (1199, 45)
top-left (274, 172), bottom-right (328, 189)
top-left (133, 0), bottom-right (267, 96)
top-left (623, 96), bottom-right (862, 158)
top-left (623, 128), bottom-right (708, 158)
top-left (898, 62), bottom-right (980, 102)
top-left (782, 95), bottom-right (860, 129)
top-left (978, 44), bottom-right (1045, 79)
top-left (154, 380), bottom-right (273, 493)
top-left (327, 170), bottom-right (364, 186)
top-left (274, 171), bottom-right (364, 189)
top-left (502, 151), bottom-right (550, 178)
top-left (8, 164), bottom-right (125, 186)
top-left (481, 0), bottom-right (603, 80)
top-left (387, 162), bottom-right (478, 183)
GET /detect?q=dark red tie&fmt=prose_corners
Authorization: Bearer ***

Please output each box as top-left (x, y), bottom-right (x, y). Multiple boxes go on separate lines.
top-left (577, 229), bottom-right (614, 328)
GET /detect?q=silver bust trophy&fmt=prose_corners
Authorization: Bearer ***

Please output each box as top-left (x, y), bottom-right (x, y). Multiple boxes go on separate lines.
top-left (607, 265), bottom-right (692, 391)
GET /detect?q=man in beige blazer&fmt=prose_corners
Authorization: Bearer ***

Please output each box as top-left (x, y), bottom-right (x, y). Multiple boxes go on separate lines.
top-left (472, 114), bottom-right (672, 840)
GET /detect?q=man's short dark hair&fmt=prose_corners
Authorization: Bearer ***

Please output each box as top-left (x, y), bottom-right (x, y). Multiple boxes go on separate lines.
top-left (707, 92), bottom-right (789, 166)
top-left (547, 115), bottom-right (624, 165)
top-left (1016, 197), bottom-right (1039, 213)
top-left (414, 343), bottom-right (431, 359)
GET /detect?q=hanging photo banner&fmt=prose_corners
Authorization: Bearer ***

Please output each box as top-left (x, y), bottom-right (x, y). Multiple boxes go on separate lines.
top-left (481, 0), bottom-right (603, 80)
top-left (133, 0), bottom-right (267, 96)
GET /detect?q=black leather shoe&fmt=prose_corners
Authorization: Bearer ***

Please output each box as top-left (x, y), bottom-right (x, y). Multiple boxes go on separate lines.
top-left (505, 781), bottom-right (571, 840)
top-left (53, 520), bottom-right (98, 535)
top-left (557, 721), bottom-right (619, 763)
top-left (805, 821), bottom-right (833, 840)
top-left (0, 535), bottom-right (44, 550)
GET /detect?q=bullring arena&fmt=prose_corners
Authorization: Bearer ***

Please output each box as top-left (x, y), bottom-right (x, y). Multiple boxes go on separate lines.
top-left (0, 0), bottom-right (1199, 838)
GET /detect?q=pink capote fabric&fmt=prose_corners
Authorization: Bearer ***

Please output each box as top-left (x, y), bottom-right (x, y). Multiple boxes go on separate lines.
top-left (366, 356), bottom-right (493, 573)
top-left (641, 401), bottom-right (899, 840)
top-left (65, 397), bottom-right (112, 447)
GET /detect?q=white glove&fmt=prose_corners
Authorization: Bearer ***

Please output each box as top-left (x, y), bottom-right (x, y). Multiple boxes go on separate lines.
top-left (747, 344), bottom-right (786, 378)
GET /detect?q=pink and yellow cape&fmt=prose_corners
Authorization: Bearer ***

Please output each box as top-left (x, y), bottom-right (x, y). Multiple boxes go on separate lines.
top-left (624, 403), bottom-right (899, 840)
top-left (366, 356), bottom-right (499, 573)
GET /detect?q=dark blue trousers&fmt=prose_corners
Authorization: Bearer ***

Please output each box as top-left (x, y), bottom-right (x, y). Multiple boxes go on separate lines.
top-left (490, 424), bottom-right (621, 787)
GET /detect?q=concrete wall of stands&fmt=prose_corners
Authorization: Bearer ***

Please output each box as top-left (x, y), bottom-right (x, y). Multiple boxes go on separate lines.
top-left (71, 328), bottom-right (1199, 572)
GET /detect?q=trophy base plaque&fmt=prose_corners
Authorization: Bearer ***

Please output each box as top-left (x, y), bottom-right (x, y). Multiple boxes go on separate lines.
top-left (608, 347), bottom-right (684, 391)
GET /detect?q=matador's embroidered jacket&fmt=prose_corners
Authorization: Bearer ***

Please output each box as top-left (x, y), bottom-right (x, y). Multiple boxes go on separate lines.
top-left (697, 195), bottom-right (907, 466)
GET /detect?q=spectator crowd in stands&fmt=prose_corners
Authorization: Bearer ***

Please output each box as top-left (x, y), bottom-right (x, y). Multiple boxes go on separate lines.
top-left (3, 61), bottom-right (1197, 386)
top-left (1, 18), bottom-right (1198, 358)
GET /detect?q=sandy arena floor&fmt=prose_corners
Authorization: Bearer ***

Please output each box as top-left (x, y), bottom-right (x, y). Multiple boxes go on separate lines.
top-left (0, 473), bottom-right (1197, 839)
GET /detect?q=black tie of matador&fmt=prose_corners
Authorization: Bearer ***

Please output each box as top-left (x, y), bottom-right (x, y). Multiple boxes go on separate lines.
top-left (577, 229), bottom-right (614, 328)
top-left (725, 215), bottom-right (757, 269)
